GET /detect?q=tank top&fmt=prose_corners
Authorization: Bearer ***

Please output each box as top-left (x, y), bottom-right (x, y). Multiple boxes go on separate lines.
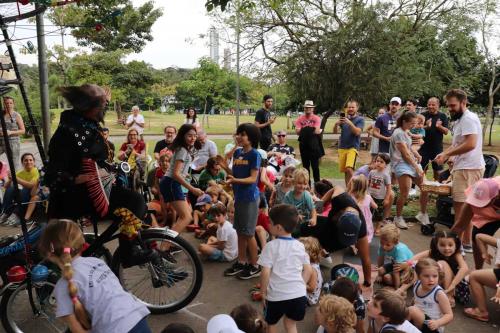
top-left (307, 263), bottom-right (323, 305)
top-left (413, 280), bottom-right (444, 332)
top-left (2, 111), bottom-right (20, 141)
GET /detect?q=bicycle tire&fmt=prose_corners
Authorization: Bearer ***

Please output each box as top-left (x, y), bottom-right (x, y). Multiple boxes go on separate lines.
top-left (111, 228), bottom-right (203, 314)
top-left (0, 274), bottom-right (68, 333)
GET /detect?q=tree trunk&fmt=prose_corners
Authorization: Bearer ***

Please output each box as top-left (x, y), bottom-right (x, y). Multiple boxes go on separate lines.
top-left (489, 110), bottom-right (495, 146)
top-left (486, 94), bottom-right (494, 145)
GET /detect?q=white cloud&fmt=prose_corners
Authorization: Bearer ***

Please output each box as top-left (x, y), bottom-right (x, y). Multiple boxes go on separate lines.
top-left (4, 0), bottom-right (213, 69)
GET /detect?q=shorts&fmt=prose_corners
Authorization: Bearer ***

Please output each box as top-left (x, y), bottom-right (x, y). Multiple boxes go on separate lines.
top-left (472, 221), bottom-right (500, 242)
top-left (160, 176), bottom-right (186, 202)
top-left (420, 149), bottom-right (443, 172)
top-left (259, 192), bottom-right (268, 209)
top-left (451, 169), bottom-right (484, 202)
top-left (234, 199), bottom-right (259, 236)
top-left (494, 268), bottom-right (500, 282)
top-left (264, 296), bottom-right (307, 325)
top-left (207, 248), bottom-right (227, 262)
top-left (373, 198), bottom-right (385, 221)
top-left (338, 148), bottom-right (358, 172)
top-left (421, 314), bottom-right (440, 333)
top-left (393, 162), bottom-right (418, 179)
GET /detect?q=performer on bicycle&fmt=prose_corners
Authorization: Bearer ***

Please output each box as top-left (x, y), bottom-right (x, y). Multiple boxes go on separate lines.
top-left (45, 84), bottom-right (166, 271)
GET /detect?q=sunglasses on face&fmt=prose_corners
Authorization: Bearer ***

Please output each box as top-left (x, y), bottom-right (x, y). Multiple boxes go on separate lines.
top-left (277, 135), bottom-right (286, 137)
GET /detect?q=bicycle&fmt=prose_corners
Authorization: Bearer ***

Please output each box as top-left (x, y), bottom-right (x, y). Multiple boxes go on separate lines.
top-left (0, 166), bottom-right (203, 333)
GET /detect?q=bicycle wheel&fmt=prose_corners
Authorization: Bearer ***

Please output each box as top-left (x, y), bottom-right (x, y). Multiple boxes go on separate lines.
top-left (111, 228), bottom-right (203, 314)
top-left (0, 276), bottom-right (67, 333)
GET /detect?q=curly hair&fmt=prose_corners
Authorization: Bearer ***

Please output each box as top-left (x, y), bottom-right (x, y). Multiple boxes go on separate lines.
top-left (319, 295), bottom-right (356, 333)
top-left (299, 237), bottom-right (322, 264)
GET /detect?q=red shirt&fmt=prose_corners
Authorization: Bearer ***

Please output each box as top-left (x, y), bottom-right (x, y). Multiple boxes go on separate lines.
top-left (119, 140), bottom-right (146, 154)
top-left (257, 212), bottom-right (271, 233)
top-left (295, 114), bottom-right (321, 130)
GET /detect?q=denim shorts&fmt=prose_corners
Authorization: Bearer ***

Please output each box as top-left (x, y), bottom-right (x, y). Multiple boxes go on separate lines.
top-left (208, 248), bottom-right (227, 262)
top-left (392, 162), bottom-right (417, 178)
top-left (234, 199), bottom-right (259, 236)
top-left (160, 176), bottom-right (186, 202)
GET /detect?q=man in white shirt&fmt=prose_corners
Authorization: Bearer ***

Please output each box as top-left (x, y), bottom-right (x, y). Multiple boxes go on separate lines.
top-left (191, 130), bottom-right (218, 172)
top-left (435, 89), bottom-right (485, 252)
top-left (126, 105), bottom-right (145, 137)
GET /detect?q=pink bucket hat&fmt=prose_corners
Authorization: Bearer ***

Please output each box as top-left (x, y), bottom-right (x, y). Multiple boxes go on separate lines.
top-left (465, 178), bottom-right (499, 207)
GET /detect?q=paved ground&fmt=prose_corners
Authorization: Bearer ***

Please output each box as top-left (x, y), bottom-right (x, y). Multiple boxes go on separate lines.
top-left (0, 141), bottom-right (499, 332)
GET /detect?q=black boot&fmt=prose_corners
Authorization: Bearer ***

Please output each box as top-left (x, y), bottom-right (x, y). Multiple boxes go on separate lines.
top-left (119, 237), bottom-right (158, 268)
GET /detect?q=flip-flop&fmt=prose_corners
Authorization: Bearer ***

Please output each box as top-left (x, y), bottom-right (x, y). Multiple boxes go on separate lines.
top-left (464, 308), bottom-right (489, 322)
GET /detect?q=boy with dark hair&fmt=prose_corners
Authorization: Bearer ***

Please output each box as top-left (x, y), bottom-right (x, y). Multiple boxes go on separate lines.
top-left (254, 95), bottom-right (275, 150)
top-left (258, 204), bottom-right (312, 333)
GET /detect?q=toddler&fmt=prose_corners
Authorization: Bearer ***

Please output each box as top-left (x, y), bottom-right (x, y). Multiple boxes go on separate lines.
top-left (230, 303), bottom-right (267, 333)
top-left (315, 295), bottom-right (357, 333)
top-left (313, 179), bottom-right (334, 217)
top-left (283, 168), bottom-right (317, 229)
top-left (299, 237), bottom-right (323, 305)
top-left (258, 204), bottom-right (312, 333)
top-left (410, 114), bottom-right (426, 151)
top-left (368, 153), bottom-right (393, 235)
top-left (269, 166), bottom-right (295, 207)
top-left (330, 277), bottom-right (366, 333)
top-left (408, 258), bottom-right (453, 333)
top-left (348, 175), bottom-right (377, 243)
top-left (377, 224), bottom-right (414, 289)
top-left (367, 289), bottom-right (421, 333)
top-left (198, 203), bottom-right (238, 262)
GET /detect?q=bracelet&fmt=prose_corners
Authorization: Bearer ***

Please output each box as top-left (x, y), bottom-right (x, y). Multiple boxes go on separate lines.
top-left (406, 260), bottom-right (415, 268)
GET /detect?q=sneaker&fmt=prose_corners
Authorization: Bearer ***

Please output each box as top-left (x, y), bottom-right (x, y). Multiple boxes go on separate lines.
top-left (462, 244), bottom-right (473, 253)
top-left (0, 213), bottom-right (9, 224)
top-left (460, 245), bottom-right (466, 257)
top-left (224, 261), bottom-right (246, 276)
top-left (415, 212), bottom-right (431, 225)
top-left (394, 216), bottom-right (408, 229)
top-left (408, 188), bottom-right (418, 197)
top-left (5, 214), bottom-right (20, 226)
top-left (320, 255), bottom-right (333, 267)
top-left (237, 264), bottom-right (261, 280)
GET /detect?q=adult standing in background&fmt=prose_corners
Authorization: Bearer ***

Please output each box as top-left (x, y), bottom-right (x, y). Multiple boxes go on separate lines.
top-left (416, 97), bottom-right (449, 226)
top-left (254, 95), bottom-right (275, 150)
top-left (435, 89), bottom-right (485, 254)
top-left (296, 100), bottom-right (323, 183)
top-left (334, 100), bottom-right (365, 186)
top-left (367, 108), bottom-right (386, 161)
top-left (184, 107), bottom-right (200, 129)
top-left (405, 99), bottom-right (418, 113)
top-left (1, 96), bottom-right (25, 170)
top-left (126, 105), bottom-right (145, 139)
top-left (373, 97), bottom-right (401, 154)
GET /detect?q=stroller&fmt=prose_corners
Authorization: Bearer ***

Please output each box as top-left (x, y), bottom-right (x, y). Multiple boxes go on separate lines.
top-left (421, 154), bottom-right (499, 235)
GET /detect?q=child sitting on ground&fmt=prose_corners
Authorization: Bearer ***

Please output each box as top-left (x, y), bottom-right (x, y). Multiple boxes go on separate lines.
top-left (283, 168), bottom-right (317, 231)
top-left (256, 199), bottom-right (271, 250)
top-left (367, 289), bottom-right (421, 333)
top-left (368, 153), bottom-right (393, 236)
top-left (348, 175), bottom-right (377, 244)
top-left (269, 166), bottom-right (295, 207)
top-left (258, 204), bottom-right (312, 333)
top-left (299, 237), bottom-right (323, 305)
top-left (313, 179), bottom-right (334, 217)
top-left (315, 295), bottom-right (357, 333)
top-left (377, 224), bottom-right (414, 289)
top-left (198, 203), bottom-right (238, 262)
top-left (410, 114), bottom-right (426, 151)
top-left (206, 184), bottom-right (232, 206)
top-left (408, 258), bottom-right (453, 333)
top-left (230, 303), bottom-right (267, 333)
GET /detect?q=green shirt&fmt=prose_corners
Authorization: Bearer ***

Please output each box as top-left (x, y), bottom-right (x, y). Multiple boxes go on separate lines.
top-left (198, 169), bottom-right (226, 190)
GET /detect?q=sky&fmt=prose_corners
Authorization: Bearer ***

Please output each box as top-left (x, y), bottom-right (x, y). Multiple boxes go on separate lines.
top-left (8, 0), bottom-right (214, 69)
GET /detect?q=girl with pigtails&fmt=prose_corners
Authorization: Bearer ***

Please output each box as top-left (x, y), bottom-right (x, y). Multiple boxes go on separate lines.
top-left (38, 220), bottom-right (151, 333)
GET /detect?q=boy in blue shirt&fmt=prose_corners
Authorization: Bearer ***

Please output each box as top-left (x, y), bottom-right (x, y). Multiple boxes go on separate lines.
top-left (377, 223), bottom-right (414, 289)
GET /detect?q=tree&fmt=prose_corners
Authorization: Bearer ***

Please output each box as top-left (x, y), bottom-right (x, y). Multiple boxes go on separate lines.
top-left (48, 0), bottom-right (163, 52)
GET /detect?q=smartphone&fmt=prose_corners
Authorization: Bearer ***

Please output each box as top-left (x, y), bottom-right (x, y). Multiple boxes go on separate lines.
top-left (340, 112), bottom-right (345, 118)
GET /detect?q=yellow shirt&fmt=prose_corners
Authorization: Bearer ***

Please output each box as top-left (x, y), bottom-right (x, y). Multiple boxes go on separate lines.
top-left (16, 168), bottom-right (39, 183)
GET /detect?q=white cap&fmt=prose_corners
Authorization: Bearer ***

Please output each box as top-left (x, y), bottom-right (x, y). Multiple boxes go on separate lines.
top-left (390, 97), bottom-right (402, 105)
top-left (257, 149), bottom-right (268, 160)
top-left (207, 314), bottom-right (245, 333)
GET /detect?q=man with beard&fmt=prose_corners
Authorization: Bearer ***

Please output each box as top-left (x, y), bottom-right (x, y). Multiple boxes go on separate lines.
top-left (45, 84), bottom-right (170, 275)
top-left (435, 89), bottom-right (485, 253)
top-left (416, 97), bottom-right (449, 226)
top-left (254, 95), bottom-right (275, 150)
top-left (373, 97), bottom-right (401, 154)
top-left (154, 125), bottom-right (177, 161)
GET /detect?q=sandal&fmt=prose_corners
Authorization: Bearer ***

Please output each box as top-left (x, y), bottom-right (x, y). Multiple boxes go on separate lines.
top-left (464, 307), bottom-right (489, 322)
top-left (251, 291), bottom-right (263, 301)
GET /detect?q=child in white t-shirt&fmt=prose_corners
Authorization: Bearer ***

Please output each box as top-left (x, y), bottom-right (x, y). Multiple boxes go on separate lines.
top-left (199, 203), bottom-right (238, 262)
top-left (258, 204), bottom-right (312, 333)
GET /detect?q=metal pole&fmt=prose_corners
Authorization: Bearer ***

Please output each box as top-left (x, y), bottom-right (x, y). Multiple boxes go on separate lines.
top-left (235, 0), bottom-right (240, 127)
top-left (36, 4), bottom-right (51, 150)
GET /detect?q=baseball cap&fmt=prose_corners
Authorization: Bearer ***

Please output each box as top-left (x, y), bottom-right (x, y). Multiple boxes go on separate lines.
top-left (195, 194), bottom-right (212, 206)
top-left (337, 212), bottom-right (362, 246)
top-left (330, 263), bottom-right (360, 283)
top-left (465, 178), bottom-right (499, 208)
top-left (207, 314), bottom-right (244, 333)
top-left (390, 97), bottom-right (402, 105)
